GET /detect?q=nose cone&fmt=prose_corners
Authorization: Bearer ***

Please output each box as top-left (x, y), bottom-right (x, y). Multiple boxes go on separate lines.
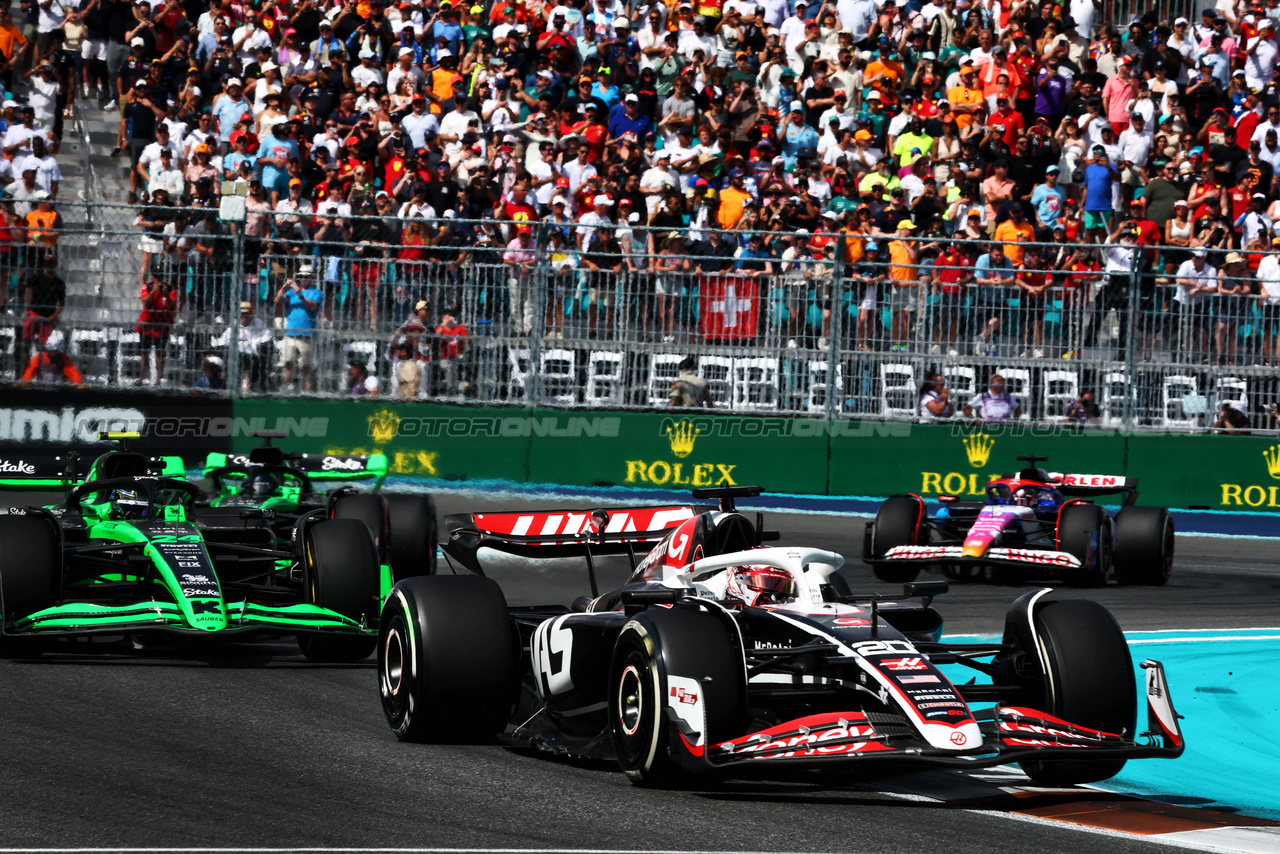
top-left (961, 537), bottom-right (989, 558)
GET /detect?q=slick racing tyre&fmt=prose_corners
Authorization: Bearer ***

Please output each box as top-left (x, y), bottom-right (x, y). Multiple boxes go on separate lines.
top-left (870, 496), bottom-right (924, 583)
top-left (1059, 503), bottom-right (1110, 588)
top-left (298, 518), bottom-right (381, 662)
top-left (332, 493), bottom-right (389, 561)
top-left (384, 494), bottom-right (438, 580)
top-left (378, 575), bottom-right (516, 742)
top-left (0, 515), bottom-right (61, 653)
top-left (1112, 507), bottom-right (1174, 587)
top-left (1018, 599), bottom-right (1136, 786)
top-left (609, 606), bottom-right (746, 787)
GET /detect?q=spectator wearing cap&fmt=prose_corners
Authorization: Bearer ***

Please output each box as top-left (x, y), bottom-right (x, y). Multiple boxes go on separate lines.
top-left (1245, 19), bottom-right (1278, 91)
top-left (1101, 58), bottom-right (1138, 135)
top-left (276, 264), bottom-right (322, 391)
top-left (250, 120), bottom-right (296, 206)
top-left (886, 219), bottom-right (922, 351)
top-left (21, 328), bottom-right (82, 384)
top-left (502, 221), bottom-right (538, 336)
top-left (21, 249), bottom-right (64, 366)
top-left (1080, 143), bottom-right (1120, 241)
top-left (133, 275), bottom-right (176, 384)
top-left (947, 62), bottom-right (983, 130)
top-left (211, 77), bottom-right (251, 154)
top-left (1030, 165), bottom-right (1067, 238)
top-left (116, 79), bottom-right (168, 204)
top-left (717, 167), bottom-right (753, 229)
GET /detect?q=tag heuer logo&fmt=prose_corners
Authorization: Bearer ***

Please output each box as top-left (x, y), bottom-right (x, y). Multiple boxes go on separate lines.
top-left (666, 419), bottom-right (700, 458)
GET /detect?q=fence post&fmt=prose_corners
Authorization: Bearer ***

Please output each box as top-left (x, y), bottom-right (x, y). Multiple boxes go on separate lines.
top-left (827, 234), bottom-right (845, 421)
top-left (526, 220), bottom-right (548, 403)
top-left (223, 199), bottom-right (248, 399)
top-left (1122, 244), bottom-right (1141, 432)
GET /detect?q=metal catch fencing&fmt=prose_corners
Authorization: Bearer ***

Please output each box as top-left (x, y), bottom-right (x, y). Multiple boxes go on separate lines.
top-left (5, 203), bottom-right (1280, 433)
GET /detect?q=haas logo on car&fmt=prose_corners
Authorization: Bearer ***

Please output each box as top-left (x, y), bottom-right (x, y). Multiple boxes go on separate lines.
top-left (950, 731), bottom-right (968, 746)
top-left (881, 657), bottom-right (928, 671)
top-left (670, 686), bottom-right (698, 705)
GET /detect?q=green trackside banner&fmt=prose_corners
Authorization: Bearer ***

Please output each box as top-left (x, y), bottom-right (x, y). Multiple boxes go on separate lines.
top-left (227, 399), bottom-right (1280, 512)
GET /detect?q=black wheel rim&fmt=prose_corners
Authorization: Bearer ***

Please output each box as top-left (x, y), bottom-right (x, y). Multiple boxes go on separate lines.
top-left (380, 614), bottom-right (410, 725)
top-left (612, 647), bottom-right (655, 770)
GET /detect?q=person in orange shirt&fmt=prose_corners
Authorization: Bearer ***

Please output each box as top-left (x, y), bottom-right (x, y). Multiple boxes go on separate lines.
top-left (428, 52), bottom-right (463, 114)
top-left (21, 330), bottom-right (82, 384)
top-left (24, 193), bottom-right (60, 253)
top-left (978, 47), bottom-right (1022, 99)
top-left (994, 205), bottom-right (1035, 265)
top-left (887, 219), bottom-right (920, 351)
top-left (717, 168), bottom-right (752, 229)
top-left (864, 49), bottom-right (904, 108)
top-left (946, 63), bottom-right (984, 130)
top-left (0, 5), bottom-right (29, 82)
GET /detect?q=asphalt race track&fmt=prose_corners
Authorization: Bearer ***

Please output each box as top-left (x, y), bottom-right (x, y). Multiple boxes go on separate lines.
top-left (2, 492), bottom-right (1278, 853)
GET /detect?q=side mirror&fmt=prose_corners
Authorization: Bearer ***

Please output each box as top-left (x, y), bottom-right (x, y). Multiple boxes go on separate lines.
top-left (904, 581), bottom-right (949, 599)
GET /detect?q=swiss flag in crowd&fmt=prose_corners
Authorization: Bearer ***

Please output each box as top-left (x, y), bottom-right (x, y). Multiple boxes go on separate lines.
top-left (700, 275), bottom-right (759, 341)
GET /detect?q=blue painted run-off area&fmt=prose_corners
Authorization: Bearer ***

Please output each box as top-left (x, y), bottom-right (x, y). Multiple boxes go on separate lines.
top-left (943, 629), bottom-right (1280, 822)
top-left (391, 478), bottom-right (1280, 539)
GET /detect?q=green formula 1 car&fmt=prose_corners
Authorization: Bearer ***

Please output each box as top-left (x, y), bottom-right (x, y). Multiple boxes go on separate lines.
top-left (198, 432), bottom-right (436, 581)
top-left (0, 433), bottom-right (429, 661)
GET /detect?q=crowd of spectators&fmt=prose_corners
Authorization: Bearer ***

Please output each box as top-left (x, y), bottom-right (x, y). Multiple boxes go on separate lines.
top-left (22, 0), bottom-right (1280, 391)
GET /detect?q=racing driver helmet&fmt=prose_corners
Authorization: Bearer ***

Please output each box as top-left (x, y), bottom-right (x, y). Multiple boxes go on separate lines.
top-left (241, 469), bottom-right (282, 499)
top-left (1012, 486), bottom-right (1037, 507)
top-left (735, 566), bottom-right (796, 605)
top-left (110, 489), bottom-right (150, 520)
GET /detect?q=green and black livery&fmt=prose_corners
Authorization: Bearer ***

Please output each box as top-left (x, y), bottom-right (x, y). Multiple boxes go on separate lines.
top-left (0, 433), bottom-right (434, 661)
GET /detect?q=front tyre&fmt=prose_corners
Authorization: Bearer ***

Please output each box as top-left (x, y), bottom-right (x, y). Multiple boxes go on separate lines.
top-left (379, 575), bottom-right (516, 742)
top-left (870, 496), bottom-right (924, 583)
top-left (1112, 507), bottom-right (1174, 586)
top-left (384, 494), bottom-right (438, 580)
top-left (1059, 503), bottom-right (1109, 588)
top-left (1018, 599), bottom-right (1136, 786)
top-left (608, 606), bottom-right (746, 786)
top-left (298, 518), bottom-right (381, 662)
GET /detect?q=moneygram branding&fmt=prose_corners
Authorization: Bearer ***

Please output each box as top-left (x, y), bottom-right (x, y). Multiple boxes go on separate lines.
top-left (0, 407), bottom-right (329, 442)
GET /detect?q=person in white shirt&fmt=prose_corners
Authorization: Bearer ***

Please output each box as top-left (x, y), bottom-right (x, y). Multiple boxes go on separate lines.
top-left (964, 374), bottom-right (1021, 420)
top-left (27, 64), bottom-right (60, 128)
top-left (14, 136), bottom-right (61, 195)
top-left (640, 152), bottom-right (677, 217)
top-left (1174, 248), bottom-right (1217, 354)
top-left (1246, 25), bottom-right (1279, 90)
top-left (147, 149), bottom-right (186, 197)
top-left (1251, 110), bottom-right (1280, 144)
top-left (1257, 235), bottom-right (1280, 363)
top-left (350, 48), bottom-right (386, 91)
top-left (1166, 17), bottom-right (1198, 84)
top-left (1116, 117), bottom-right (1151, 190)
top-left (758, 0), bottom-right (790, 28)
top-left (636, 10), bottom-right (667, 70)
top-left (386, 47), bottom-right (425, 94)
top-left (778, 0), bottom-right (809, 61)
top-left (561, 143), bottom-right (599, 195)
top-left (576, 195), bottom-right (614, 252)
top-left (135, 127), bottom-right (181, 192)
top-left (437, 97), bottom-right (480, 155)
top-left (526, 142), bottom-right (560, 209)
top-left (231, 17), bottom-right (273, 65)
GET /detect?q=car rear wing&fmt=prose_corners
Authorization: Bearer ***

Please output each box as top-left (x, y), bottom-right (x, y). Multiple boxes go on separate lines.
top-left (0, 452), bottom-right (184, 492)
top-left (441, 504), bottom-right (712, 575)
top-left (1046, 472), bottom-right (1139, 504)
top-left (203, 452), bottom-right (388, 489)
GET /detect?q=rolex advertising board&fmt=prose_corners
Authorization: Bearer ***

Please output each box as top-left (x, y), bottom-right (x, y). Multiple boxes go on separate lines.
top-left (221, 398), bottom-right (1280, 512)
top-left (827, 423), bottom-right (1128, 499)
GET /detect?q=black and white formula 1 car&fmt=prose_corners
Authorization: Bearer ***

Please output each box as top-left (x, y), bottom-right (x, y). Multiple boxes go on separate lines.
top-left (864, 456), bottom-right (1175, 587)
top-left (376, 487), bottom-right (1183, 786)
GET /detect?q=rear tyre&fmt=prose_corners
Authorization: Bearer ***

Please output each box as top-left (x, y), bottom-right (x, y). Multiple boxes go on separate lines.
top-left (0, 516), bottom-right (60, 655)
top-left (1112, 507), bottom-right (1174, 587)
top-left (1059, 503), bottom-right (1109, 588)
top-left (298, 518), bottom-right (381, 662)
top-left (1018, 599), bottom-right (1136, 786)
top-left (609, 606), bottom-right (746, 786)
top-left (384, 494), bottom-right (438, 580)
top-left (332, 493), bottom-right (389, 560)
top-left (378, 575), bottom-right (516, 741)
top-left (870, 496), bottom-right (923, 583)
